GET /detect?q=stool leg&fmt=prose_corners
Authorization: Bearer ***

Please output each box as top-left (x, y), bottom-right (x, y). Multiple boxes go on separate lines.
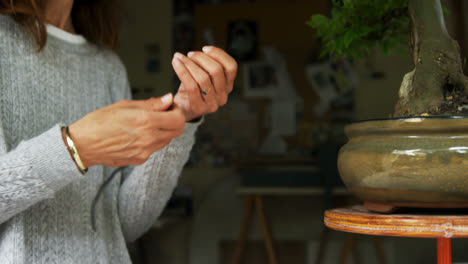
top-left (315, 228), bottom-right (330, 264)
top-left (232, 196), bottom-right (255, 264)
top-left (351, 236), bottom-right (360, 264)
top-left (255, 195), bottom-right (278, 264)
top-left (373, 237), bottom-right (386, 264)
top-left (340, 233), bottom-right (354, 264)
top-left (437, 238), bottom-right (452, 264)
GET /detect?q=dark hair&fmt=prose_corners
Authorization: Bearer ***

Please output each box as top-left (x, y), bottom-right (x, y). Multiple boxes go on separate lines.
top-left (0, 0), bottom-right (121, 50)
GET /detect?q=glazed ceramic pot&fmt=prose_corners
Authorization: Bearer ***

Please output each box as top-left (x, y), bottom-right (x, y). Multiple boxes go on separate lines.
top-left (338, 116), bottom-right (468, 212)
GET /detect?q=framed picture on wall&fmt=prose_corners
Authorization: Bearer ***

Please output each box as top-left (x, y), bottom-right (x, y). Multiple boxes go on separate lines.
top-left (243, 61), bottom-right (278, 98)
top-left (227, 20), bottom-right (257, 62)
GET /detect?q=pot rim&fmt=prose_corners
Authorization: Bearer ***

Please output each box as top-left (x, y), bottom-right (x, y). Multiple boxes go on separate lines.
top-left (355, 115), bottom-right (468, 124)
top-left (345, 115), bottom-right (468, 136)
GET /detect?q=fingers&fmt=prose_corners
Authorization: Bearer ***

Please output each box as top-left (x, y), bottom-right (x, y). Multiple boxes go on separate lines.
top-left (172, 54), bottom-right (206, 103)
top-left (131, 104), bottom-right (185, 132)
top-left (148, 93), bottom-right (174, 111)
top-left (117, 96), bottom-right (183, 130)
top-left (117, 93), bottom-right (173, 112)
top-left (126, 111), bottom-right (184, 165)
top-left (148, 108), bottom-right (186, 131)
top-left (172, 53), bottom-right (220, 115)
top-left (170, 47), bottom-right (237, 121)
top-left (173, 52), bottom-right (218, 105)
top-left (187, 51), bottom-right (228, 106)
top-left (202, 46), bottom-right (238, 90)
top-left (132, 117), bottom-right (184, 165)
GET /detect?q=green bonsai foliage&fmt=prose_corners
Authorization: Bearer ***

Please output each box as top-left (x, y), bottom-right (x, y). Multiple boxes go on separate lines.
top-left (307, 0), bottom-right (467, 117)
top-left (307, 0), bottom-right (410, 59)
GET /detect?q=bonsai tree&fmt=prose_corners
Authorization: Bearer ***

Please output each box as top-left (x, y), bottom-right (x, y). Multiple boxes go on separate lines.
top-left (307, 0), bottom-right (468, 117)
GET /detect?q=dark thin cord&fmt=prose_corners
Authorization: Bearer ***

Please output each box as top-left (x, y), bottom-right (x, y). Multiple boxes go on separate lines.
top-left (91, 166), bottom-right (127, 231)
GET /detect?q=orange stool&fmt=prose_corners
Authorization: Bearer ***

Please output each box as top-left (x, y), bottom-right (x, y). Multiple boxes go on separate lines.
top-left (325, 205), bottom-right (468, 264)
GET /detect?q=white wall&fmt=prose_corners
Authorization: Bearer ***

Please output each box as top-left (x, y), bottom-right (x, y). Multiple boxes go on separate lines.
top-left (118, 0), bottom-right (174, 99)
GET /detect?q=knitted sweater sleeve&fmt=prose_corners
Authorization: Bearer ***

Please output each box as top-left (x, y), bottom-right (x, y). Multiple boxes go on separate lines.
top-left (0, 123), bottom-right (86, 225)
top-left (110, 57), bottom-right (200, 242)
top-left (118, 124), bottom-right (198, 242)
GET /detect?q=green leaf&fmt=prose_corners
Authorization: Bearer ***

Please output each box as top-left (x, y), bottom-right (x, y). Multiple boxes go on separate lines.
top-left (343, 0), bottom-right (353, 8)
top-left (307, 0), bottom-right (410, 60)
top-left (363, 45), bottom-right (371, 56)
top-left (343, 30), bottom-right (355, 48)
top-left (335, 37), bottom-right (345, 52)
top-left (307, 14), bottom-right (329, 28)
top-left (442, 6), bottom-right (450, 16)
top-left (357, 26), bottom-right (374, 37)
top-left (319, 49), bottom-right (330, 59)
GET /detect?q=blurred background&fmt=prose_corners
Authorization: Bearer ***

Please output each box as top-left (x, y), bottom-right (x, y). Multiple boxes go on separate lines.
top-left (116, 0), bottom-right (468, 263)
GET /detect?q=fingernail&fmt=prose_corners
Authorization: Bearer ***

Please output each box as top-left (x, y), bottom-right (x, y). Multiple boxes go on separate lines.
top-left (174, 52), bottom-right (184, 59)
top-left (202, 46), bottom-right (213, 53)
top-left (161, 93), bottom-right (173, 105)
top-left (187, 51), bottom-right (194, 57)
top-left (173, 57), bottom-right (182, 67)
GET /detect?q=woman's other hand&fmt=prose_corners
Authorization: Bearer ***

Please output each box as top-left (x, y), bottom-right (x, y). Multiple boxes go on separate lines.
top-left (68, 93), bottom-right (185, 168)
top-left (172, 46), bottom-right (238, 122)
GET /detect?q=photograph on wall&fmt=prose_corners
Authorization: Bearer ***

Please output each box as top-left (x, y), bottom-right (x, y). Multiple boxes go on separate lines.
top-left (227, 20), bottom-right (257, 62)
top-left (243, 61), bottom-right (279, 98)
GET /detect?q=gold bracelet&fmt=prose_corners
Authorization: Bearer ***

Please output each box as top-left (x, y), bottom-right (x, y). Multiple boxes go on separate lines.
top-left (64, 126), bottom-right (88, 175)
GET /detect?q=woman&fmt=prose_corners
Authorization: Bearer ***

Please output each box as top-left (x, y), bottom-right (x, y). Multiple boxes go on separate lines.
top-left (0, 0), bottom-right (237, 263)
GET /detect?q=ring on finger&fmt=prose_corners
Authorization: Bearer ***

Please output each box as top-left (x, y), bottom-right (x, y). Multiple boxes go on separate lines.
top-left (202, 88), bottom-right (211, 95)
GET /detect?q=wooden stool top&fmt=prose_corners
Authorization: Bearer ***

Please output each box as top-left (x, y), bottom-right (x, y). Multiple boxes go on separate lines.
top-left (325, 205), bottom-right (468, 239)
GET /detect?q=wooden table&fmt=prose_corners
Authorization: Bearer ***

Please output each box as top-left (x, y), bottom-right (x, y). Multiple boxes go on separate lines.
top-left (325, 205), bottom-right (468, 264)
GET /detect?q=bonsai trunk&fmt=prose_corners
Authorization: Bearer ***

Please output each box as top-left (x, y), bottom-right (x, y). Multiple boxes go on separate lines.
top-left (393, 0), bottom-right (468, 117)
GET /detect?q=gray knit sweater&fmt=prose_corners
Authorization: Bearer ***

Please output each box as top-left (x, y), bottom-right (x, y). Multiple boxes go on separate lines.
top-left (0, 15), bottom-right (199, 263)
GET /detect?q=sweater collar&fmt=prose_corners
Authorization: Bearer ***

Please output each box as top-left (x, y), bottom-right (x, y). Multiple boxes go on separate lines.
top-left (46, 24), bottom-right (87, 45)
top-left (45, 26), bottom-right (99, 56)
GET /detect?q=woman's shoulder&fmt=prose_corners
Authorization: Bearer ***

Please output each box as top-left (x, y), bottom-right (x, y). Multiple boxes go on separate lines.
top-left (97, 49), bottom-right (131, 101)
top-left (0, 14), bottom-right (28, 47)
top-left (99, 49), bottom-right (128, 77)
top-left (0, 14), bottom-right (21, 36)
top-left (0, 14), bottom-right (13, 27)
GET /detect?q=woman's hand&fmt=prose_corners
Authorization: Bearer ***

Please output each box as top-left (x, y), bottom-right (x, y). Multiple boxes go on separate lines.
top-left (172, 46), bottom-right (238, 122)
top-left (68, 93), bottom-right (185, 168)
